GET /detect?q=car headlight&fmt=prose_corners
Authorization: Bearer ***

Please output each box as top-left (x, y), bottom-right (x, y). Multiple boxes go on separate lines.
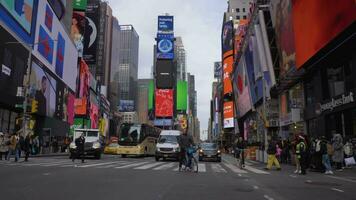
top-left (93, 142), bottom-right (101, 149)
top-left (69, 143), bottom-right (76, 149)
top-left (217, 150), bottom-right (221, 153)
top-left (199, 149), bottom-right (203, 153)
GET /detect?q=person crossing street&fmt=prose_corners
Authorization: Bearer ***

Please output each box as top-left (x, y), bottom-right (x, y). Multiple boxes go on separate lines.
top-left (265, 139), bottom-right (281, 171)
top-left (72, 133), bottom-right (85, 163)
top-left (296, 136), bottom-right (307, 175)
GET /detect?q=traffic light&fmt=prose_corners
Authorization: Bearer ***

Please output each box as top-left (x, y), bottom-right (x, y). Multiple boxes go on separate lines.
top-left (31, 99), bottom-right (38, 113)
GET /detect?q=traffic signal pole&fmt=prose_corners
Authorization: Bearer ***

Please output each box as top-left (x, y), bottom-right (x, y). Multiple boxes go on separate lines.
top-left (22, 45), bottom-right (32, 137)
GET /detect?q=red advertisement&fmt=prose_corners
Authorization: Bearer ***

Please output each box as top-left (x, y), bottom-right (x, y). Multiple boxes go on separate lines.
top-left (155, 89), bottom-right (173, 117)
top-left (74, 98), bottom-right (87, 115)
top-left (67, 93), bottom-right (75, 125)
top-left (223, 56), bottom-right (233, 95)
top-left (292, 0), bottom-right (356, 68)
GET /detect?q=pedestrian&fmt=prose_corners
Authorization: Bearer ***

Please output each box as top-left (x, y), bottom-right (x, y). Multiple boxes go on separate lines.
top-left (282, 139), bottom-right (291, 164)
top-left (265, 139), bottom-right (281, 170)
top-left (7, 133), bottom-right (19, 162)
top-left (18, 135), bottom-right (25, 158)
top-left (73, 133), bottom-right (85, 163)
top-left (24, 134), bottom-right (31, 162)
top-left (0, 132), bottom-right (8, 160)
top-left (296, 135), bottom-right (307, 175)
top-left (332, 133), bottom-right (344, 171)
top-left (32, 136), bottom-right (39, 155)
top-left (236, 137), bottom-right (246, 169)
top-left (320, 136), bottom-right (333, 175)
top-left (343, 138), bottom-right (353, 168)
top-left (292, 135), bottom-right (301, 174)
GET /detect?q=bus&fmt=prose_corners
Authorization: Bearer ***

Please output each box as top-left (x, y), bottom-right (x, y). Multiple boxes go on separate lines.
top-left (117, 123), bottom-right (161, 157)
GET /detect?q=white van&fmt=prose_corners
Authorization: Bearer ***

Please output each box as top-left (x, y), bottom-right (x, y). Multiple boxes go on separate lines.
top-left (69, 129), bottom-right (104, 159)
top-left (155, 130), bottom-right (181, 161)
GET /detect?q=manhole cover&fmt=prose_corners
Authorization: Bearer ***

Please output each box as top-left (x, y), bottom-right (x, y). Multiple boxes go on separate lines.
top-left (305, 180), bottom-right (341, 187)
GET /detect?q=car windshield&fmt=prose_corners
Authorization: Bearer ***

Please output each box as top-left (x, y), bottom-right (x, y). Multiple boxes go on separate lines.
top-left (108, 143), bottom-right (118, 147)
top-left (119, 124), bottom-right (141, 146)
top-left (201, 143), bottom-right (217, 149)
top-left (158, 135), bottom-right (178, 144)
top-left (86, 131), bottom-right (98, 137)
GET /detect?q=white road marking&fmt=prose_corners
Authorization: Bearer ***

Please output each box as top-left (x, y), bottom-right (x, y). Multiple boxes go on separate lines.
top-left (211, 164), bottom-right (227, 173)
top-left (77, 161), bottom-right (119, 168)
top-left (326, 175), bottom-right (356, 184)
top-left (134, 162), bottom-right (164, 170)
top-left (198, 163), bottom-right (206, 172)
top-left (264, 195), bottom-right (274, 200)
top-left (42, 173), bottom-right (50, 176)
top-left (115, 162), bottom-right (149, 169)
top-left (331, 188), bottom-right (344, 193)
top-left (22, 160), bottom-right (71, 166)
top-left (253, 185), bottom-right (259, 190)
top-left (153, 162), bottom-right (176, 170)
top-left (289, 175), bottom-right (297, 178)
top-left (244, 165), bottom-right (270, 174)
top-left (223, 163), bottom-right (247, 174)
top-left (238, 174), bottom-right (242, 177)
top-left (95, 162), bottom-right (129, 169)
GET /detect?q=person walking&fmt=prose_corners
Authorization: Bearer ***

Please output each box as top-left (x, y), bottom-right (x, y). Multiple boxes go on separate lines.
top-left (178, 129), bottom-right (195, 171)
top-left (236, 137), bottom-right (246, 169)
top-left (24, 134), bottom-right (31, 162)
top-left (265, 139), bottom-right (281, 170)
top-left (332, 133), bottom-right (344, 171)
top-left (320, 136), bottom-right (333, 175)
top-left (7, 133), bottom-right (19, 162)
top-left (73, 133), bottom-right (85, 163)
top-left (296, 136), bottom-right (307, 175)
top-left (0, 132), bottom-right (8, 160)
top-left (292, 135), bottom-right (301, 174)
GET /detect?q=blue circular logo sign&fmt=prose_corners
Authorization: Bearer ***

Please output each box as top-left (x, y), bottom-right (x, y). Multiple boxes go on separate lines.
top-left (158, 39), bottom-right (173, 53)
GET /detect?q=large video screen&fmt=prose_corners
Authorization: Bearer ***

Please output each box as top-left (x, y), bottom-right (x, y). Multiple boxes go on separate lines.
top-left (156, 60), bottom-right (174, 89)
top-left (155, 89), bottom-right (173, 117)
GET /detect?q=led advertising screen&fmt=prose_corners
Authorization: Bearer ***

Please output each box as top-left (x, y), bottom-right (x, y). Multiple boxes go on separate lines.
top-left (155, 89), bottom-right (173, 117)
top-left (233, 56), bottom-right (252, 117)
top-left (156, 60), bottom-right (174, 89)
top-left (158, 15), bottom-right (173, 33)
top-left (223, 56), bottom-right (233, 95)
top-left (154, 119), bottom-right (172, 127)
top-left (83, 2), bottom-right (99, 64)
top-left (119, 100), bottom-right (134, 112)
top-left (292, 0), bottom-right (356, 69)
top-left (0, 0), bottom-right (38, 44)
top-left (71, 11), bottom-right (86, 57)
top-left (176, 80), bottom-right (187, 111)
top-left (157, 33), bottom-right (174, 60)
top-left (214, 62), bottom-right (222, 79)
top-left (223, 101), bottom-right (234, 128)
top-left (221, 20), bottom-right (233, 59)
top-left (72, 0), bottom-right (87, 11)
top-left (148, 79), bottom-right (154, 110)
top-left (33, 0), bottom-right (78, 91)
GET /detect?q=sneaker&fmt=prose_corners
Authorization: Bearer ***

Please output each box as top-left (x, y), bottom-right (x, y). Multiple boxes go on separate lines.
top-left (328, 171), bottom-right (334, 175)
top-left (294, 170), bottom-right (299, 174)
top-left (298, 170), bottom-right (302, 174)
top-left (264, 167), bottom-right (270, 170)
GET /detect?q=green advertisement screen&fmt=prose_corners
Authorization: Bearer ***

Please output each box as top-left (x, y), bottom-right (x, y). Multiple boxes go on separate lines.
top-left (148, 80), bottom-right (154, 110)
top-left (69, 118), bottom-right (91, 136)
top-left (176, 81), bottom-right (187, 110)
top-left (72, 0), bottom-right (88, 11)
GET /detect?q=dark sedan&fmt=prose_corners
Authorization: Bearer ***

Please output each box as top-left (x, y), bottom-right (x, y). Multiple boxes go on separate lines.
top-left (198, 143), bottom-right (221, 162)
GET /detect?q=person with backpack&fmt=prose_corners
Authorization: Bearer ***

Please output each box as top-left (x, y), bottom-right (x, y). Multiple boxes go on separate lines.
top-left (296, 136), bottom-right (307, 175)
top-left (332, 133), bottom-right (344, 171)
top-left (265, 139), bottom-right (281, 170)
top-left (7, 133), bottom-right (19, 162)
top-left (320, 136), bottom-right (333, 174)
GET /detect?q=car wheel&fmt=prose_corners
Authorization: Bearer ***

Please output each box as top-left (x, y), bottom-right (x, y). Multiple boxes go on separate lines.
top-left (155, 156), bottom-right (160, 161)
top-left (217, 158), bottom-right (221, 162)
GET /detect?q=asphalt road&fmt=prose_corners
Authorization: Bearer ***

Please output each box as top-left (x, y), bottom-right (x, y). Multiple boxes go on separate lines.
top-left (1, 154), bottom-right (356, 200)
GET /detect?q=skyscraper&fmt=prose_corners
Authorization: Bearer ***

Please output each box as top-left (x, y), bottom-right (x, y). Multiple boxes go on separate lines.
top-left (224, 0), bottom-right (252, 22)
top-left (118, 25), bottom-right (139, 110)
top-left (175, 37), bottom-right (186, 81)
top-left (137, 79), bottom-right (152, 124)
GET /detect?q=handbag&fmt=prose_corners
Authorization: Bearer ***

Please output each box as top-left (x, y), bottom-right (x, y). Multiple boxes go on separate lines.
top-left (344, 157), bottom-right (356, 166)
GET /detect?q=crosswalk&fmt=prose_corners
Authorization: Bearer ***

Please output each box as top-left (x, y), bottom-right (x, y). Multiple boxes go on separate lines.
top-left (0, 158), bottom-right (270, 175)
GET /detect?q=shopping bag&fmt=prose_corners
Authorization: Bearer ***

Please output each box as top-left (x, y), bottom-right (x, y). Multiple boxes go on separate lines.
top-left (344, 157), bottom-right (356, 166)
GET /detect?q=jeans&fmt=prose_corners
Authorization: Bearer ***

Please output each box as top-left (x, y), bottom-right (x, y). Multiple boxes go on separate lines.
top-left (322, 154), bottom-right (332, 171)
top-left (7, 149), bottom-right (19, 161)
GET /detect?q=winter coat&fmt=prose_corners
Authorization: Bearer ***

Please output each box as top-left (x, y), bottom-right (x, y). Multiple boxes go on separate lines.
top-left (9, 135), bottom-right (18, 150)
top-left (0, 137), bottom-right (8, 152)
top-left (267, 141), bottom-right (277, 155)
top-left (332, 134), bottom-right (344, 163)
top-left (178, 134), bottom-right (194, 150)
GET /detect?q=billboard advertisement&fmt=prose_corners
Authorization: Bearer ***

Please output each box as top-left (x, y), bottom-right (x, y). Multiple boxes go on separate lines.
top-left (223, 101), bottom-right (234, 128)
top-left (0, 0), bottom-right (38, 44)
top-left (292, 0), bottom-right (356, 69)
top-left (71, 11), bottom-right (86, 57)
top-left (72, 0), bottom-right (87, 11)
top-left (158, 15), bottom-right (173, 33)
top-left (157, 33), bottom-right (174, 60)
top-left (154, 119), bottom-right (172, 127)
top-left (148, 79), bottom-right (154, 110)
top-left (156, 60), bottom-right (174, 89)
top-left (221, 20), bottom-right (233, 58)
top-left (176, 80), bottom-right (187, 111)
top-left (233, 56), bottom-right (252, 117)
top-left (223, 56), bottom-right (233, 95)
top-left (83, 2), bottom-right (99, 64)
top-left (74, 97), bottom-right (87, 115)
top-left (155, 89), bottom-right (173, 117)
top-left (234, 19), bottom-right (249, 63)
top-left (118, 100), bottom-right (134, 112)
top-left (33, 0), bottom-right (78, 91)
top-left (214, 62), bottom-right (222, 79)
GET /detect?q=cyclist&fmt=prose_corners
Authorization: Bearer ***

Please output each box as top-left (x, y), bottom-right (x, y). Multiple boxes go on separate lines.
top-left (178, 129), bottom-right (195, 171)
top-left (235, 137), bottom-right (246, 169)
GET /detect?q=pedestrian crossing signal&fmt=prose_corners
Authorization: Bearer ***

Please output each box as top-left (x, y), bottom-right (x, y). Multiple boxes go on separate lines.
top-left (31, 100), bottom-right (38, 113)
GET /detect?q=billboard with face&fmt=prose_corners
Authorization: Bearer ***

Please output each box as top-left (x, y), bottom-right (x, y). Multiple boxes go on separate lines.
top-left (223, 56), bottom-right (233, 95)
top-left (71, 11), bottom-right (86, 57)
top-left (155, 89), bottom-right (173, 117)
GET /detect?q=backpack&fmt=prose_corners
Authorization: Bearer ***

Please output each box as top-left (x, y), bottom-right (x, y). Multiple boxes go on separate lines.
top-left (327, 143), bottom-right (334, 156)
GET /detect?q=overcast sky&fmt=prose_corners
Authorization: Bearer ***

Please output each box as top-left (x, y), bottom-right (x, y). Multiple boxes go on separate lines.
top-left (107, 0), bottom-right (227, 138)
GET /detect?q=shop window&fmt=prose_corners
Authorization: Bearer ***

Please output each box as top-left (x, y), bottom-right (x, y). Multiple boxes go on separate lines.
top-left (327, 65), bottom-right (344, 97)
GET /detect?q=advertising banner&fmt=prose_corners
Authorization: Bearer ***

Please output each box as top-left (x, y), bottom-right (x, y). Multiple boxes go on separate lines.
top-left (155, 89), bottom-right (173, 117)
top-left (156, 60), bottom-right (174, 89)
top-left (223, 56), bottom-right (233, 95)
top-left (0, 0), bottom-right (38, 44)
top-left (83, 2), bottom-right (99, 64)
top-left (214, 62), bottom-right (222, 79)
top-left (71, 11), bottom-right (86, 57)
top-left (233, 56), bottom-right (252, 117)
top-left (72, 0), bottom-right (87, 11)
top-left (148, 79), bottom-right (154, 110)
top-left (292, 0), bottom-right (356, 69)
top-left (176, 80), bottom-right (187, 111)
top-left (158, 15), bottom-right (173, 33)
top-left (67, 92), bottom-right (75, 125)
top-left (119, 100), bottom-right (134, 112)
top-left (33, 0), bottom-right (78, 91)
top-left (223, 101), bottom-right (234, 128)
top-left (157, 33), bottom-right (174, 60)
top-left (154, 119), bottom-right (172, 127)
top-left (74, 97), bottom-right (87, 115)
top-left (234, 19), bottom-right (249, 62)
top-left (221, 20), bottom-right (233, 59)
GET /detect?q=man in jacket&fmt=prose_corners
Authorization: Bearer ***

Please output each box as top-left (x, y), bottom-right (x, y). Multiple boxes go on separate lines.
top-left (24, 134), bottom-right (31, 162)
top-left (296, 136), bottom-right (307, 175)
top-left (73, 133), bottom-right (85, 163)
top-left (320, 136), bottom-right (333, 174)
top-left (178, 129), bottom-right (194, 171)
top-left (7, 133), bottom-right (19, 162)
top-left (265, 139), bottom-right (281, 170)
top-left (332, 133), bottom-right (344, 171)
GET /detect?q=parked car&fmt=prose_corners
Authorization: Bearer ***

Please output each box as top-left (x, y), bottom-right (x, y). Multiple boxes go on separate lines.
top-left (199, 142), bottom-right (221, 162)
top-left (155, 130), bottom-right (181, 161)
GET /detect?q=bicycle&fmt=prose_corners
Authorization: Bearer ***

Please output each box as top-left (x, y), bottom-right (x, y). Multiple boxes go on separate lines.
top-left (237, 148), bottom-right (245, 169)
top-left (180, 146), bottom-right (198, 173)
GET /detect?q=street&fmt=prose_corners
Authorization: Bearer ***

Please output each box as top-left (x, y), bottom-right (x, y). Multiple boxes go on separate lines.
top-left (1, 154), bottom-right (355, 200)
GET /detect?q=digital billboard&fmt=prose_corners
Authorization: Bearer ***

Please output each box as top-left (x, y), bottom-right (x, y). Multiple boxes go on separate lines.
top-left (71, 11), bottom-right (86, 57)
top-left (233, 56), bottom-right (252, 117)
top-left (176, 80), bottom-right (187, 111)
top-left (148, 79), bottom-right (154, 110)
top-left (223, 101), bottom-right (234, 128)
top-left (221, 20), bottom-right (233, 58)
top-left (83, 2), bottom-right (99, 64)
top-left (155, 89), bottom-right (173, 117)
top-left (33, 0), bottom-right (78, 91)
top-left (156, 60), bottom-right (174, 89)
top-left (154, 119), bottom-right (172, 127)
top-left (214, 62), bottom-right (222, 79)
top-left (158, 15), bottom-right (173, 33)
top-left (0, 0), bottom-right (38, 44)
top-left (72, 0), bottom-right (87, 11)
top-left (157, 33), bottom-right (174, 60)
top-left (223, 56), bottom-right (233, 95)
top-left (119, 100), bottom-right (134, 112)
top-left (292, 0), bottom-right (356, 69)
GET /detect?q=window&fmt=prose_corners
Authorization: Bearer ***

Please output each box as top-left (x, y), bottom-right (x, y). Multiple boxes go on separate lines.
top-left (236, 15), bottom-right (240, 20)
top-left (236, 8), bottom-right (240, 12)
top-left (243, 8), bottom-right (246, 12)
top-left (243, 15), bottom-right (247, 19)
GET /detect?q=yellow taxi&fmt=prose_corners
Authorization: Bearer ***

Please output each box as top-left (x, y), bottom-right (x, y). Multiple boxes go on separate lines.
top-left (104, 143), bottom-right (119, 154)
